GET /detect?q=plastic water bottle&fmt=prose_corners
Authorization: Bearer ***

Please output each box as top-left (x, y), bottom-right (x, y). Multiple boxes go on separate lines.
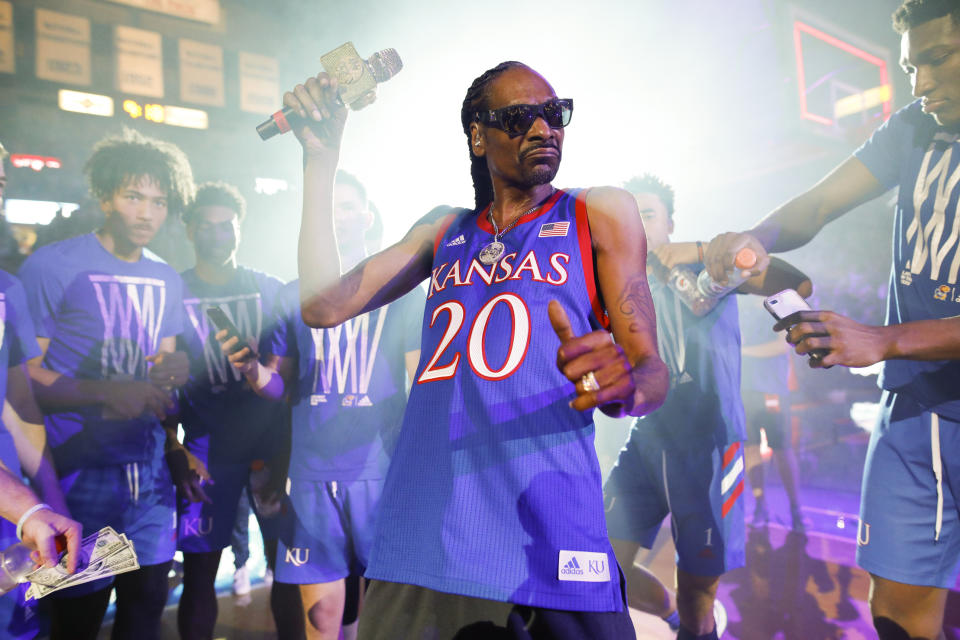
top-left (0, 542), bottom-right (36, 594)
top-left (665, 265), bottom-right (716, 316)
top-left (695, 247), bottom-right (758, 298)
top-left (249, 460), bottom-right (281, 518)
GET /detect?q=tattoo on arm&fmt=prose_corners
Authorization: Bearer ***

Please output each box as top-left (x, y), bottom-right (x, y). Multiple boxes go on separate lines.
top-left (617, 274), bottom-right (658, 336)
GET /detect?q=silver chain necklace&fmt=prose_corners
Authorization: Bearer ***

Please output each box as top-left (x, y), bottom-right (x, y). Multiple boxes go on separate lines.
top-left (478, 192), bottom-right (553, 265)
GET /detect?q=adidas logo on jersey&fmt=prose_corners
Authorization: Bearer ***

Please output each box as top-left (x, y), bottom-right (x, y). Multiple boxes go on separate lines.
top-left (358, 396), bottom-right (373, 407)
top-left (446, 234), bottom-right (466, 247)
top-left (560, 556), bottom-right (583, 576)
top-left (558, 550), bottom-right (611, 582)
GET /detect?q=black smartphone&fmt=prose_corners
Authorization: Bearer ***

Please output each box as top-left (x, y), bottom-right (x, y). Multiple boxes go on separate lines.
top-left (205, 307), bottom-right (247, 355)
top-left (762, 289), bottom-right (827, 363)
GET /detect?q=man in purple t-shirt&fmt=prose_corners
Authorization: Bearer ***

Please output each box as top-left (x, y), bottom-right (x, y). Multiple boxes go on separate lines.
top-left (19, 128), bottom-right (195, 640)
top-left (221, 170), bottom-right (422, 640)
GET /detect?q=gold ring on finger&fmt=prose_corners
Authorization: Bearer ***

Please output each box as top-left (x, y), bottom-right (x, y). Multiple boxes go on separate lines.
top-left (581, 371), bottom-right (600, 393)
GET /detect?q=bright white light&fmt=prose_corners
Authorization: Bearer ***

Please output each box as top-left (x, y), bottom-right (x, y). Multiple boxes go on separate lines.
top-left (58, 89), bottom-right (114, 117)
top-left (850, 401), bottom-right (881, 432)
top-left (332, 0), bottom-right (763, 247)
top-left (163, 105), bottom-right (209, 130)
top-left (4, 199), bottom-right (79, 225)
top-left (255, 178), bottom-right (289, 196)
top-left (850, 362), bottom-right (883, 377)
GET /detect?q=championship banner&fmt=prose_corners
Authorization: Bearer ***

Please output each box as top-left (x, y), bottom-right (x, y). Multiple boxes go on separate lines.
top-left (35, 8), bottom-right (90, 85)
top-left (115, 25), bottom-right (164, 98)
top-left (0, 1), bottom-right (13, 74)
top-left (238, 52), bottom-right (279, 115)
top-left (103, 0), bottom-right (220, 26)
top-left (179, 39), bottom-right (224, 106)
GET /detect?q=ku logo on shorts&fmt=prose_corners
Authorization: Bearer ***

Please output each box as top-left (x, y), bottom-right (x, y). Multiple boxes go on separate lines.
top-left (285, 547), bottom-right (311, 567)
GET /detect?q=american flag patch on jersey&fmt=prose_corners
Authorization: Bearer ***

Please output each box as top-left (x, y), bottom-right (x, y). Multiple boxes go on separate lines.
top-left (538, 222), bottom-right (569, 237)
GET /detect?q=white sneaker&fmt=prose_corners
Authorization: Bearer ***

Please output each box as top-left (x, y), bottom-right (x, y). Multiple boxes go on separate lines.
top-left (263, 567), bottom-right (274, 588)
top-left (713, 599), bottom-right (728, 637)
top-left (233, 563), bottom-right (251, 596)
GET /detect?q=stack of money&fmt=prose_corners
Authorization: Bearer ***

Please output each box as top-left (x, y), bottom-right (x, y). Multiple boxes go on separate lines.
top-left (24, 526), bottom-right (139, 600)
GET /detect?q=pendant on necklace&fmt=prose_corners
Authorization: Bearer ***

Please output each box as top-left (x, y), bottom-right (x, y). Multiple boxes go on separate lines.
top-left (479, 241), bottom-right (505, 265)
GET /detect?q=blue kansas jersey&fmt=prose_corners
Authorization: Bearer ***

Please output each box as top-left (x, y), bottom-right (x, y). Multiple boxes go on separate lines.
top-left (365, 188), bottom-right (625, 612)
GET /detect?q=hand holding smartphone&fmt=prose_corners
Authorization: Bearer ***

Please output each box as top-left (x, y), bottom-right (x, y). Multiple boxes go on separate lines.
top-left (205, 307), bottom-right (254, 357)
top-left (762, 289), bottom-right (828, 364)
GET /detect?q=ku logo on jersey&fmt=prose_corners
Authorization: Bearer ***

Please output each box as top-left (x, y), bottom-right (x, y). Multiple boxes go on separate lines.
top-left (308, 306), bottom-right (388, 406)
top-left (90, 275), bottom-right (166, 378)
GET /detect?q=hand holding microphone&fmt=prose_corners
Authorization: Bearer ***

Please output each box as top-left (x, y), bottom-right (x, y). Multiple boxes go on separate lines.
top-left (257, 43), bottom-right (402, 141)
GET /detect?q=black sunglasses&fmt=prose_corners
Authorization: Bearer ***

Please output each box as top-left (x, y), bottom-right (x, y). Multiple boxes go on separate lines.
top-left (475, 99), bottom-right (574, 138)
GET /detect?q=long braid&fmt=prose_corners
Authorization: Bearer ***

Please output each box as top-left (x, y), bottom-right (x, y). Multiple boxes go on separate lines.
top-left (460, 61), bottom-right (528, 211)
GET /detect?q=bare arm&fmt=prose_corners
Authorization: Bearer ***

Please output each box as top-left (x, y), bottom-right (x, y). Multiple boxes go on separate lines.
top-left (283, 72), bottom-right (447, 328)
top-left (28, 337), bottom-right (176, 420)
top-left (705, 156), bottom-right (889, 281)
top-left (592, 188), bottom-right (669, 416)
top-left (4, 363), bottom-right (68, 515)
top-left (651, 242), bottom-right (813, 298)
top-left (0, 461), bottom-right (81, 571)
top-left (550, 187), bottom-right (669, 418)
top-left (780, 312), bottom-right (960, 368)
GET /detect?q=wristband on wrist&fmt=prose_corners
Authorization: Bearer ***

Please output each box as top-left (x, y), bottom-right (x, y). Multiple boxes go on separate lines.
top-left (16, 503), bottom-right (52, 541)
top-left (254, 363), bottom-right (272, 390)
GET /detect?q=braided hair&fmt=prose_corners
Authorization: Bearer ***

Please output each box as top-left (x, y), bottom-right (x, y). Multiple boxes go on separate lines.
top-left (460, 61), bottom-right (529, 211)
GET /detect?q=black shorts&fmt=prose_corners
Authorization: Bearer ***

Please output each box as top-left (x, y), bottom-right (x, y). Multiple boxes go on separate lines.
top-left (356, 579), bottom-right (636, 640)
top-left (743, 390), bottom-right (791, 449)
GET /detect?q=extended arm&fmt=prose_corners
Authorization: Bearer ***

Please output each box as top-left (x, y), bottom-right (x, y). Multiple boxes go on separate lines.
top-left (779, 312), bottom-right (960, 368)
top-left (283, 72), bottom-right (448, 328)
top-left (705, 156), bottom-right (889, 281)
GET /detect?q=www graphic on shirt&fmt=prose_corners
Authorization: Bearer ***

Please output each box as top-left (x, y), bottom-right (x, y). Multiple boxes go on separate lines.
top-left (90, 275), bottom-right (166, 378)
top-left (309, 305), bottom-right (388, 406)
top-left (184, 293), bottom-right (263, 386)
top-left (906, 133), bottom-right (960, 285)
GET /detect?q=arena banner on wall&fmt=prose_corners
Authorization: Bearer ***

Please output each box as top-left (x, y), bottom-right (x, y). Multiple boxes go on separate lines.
top-left (104, 0), bottom-right (220, 26)
top-left (115, 25), bottom-right (164, 98)
top-left (0, 1), bottom-right (13, 74)
top-left (35, 8), bottom-right (91, 85)
top-left (238, 52), bottom-right (279, 115)
top-left (179, 38), bottom-right (224, 106)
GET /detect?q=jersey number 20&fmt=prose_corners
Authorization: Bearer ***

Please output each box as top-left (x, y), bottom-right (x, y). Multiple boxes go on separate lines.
top-left (417, 293), bottom-right (531, 383)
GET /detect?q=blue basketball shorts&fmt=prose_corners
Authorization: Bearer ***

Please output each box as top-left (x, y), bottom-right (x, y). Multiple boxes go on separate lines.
top-left (604, 436), bottom-right (746, 577)
top-left (56, 455), bottom-right (177, 595)
top-left (856, 391), bottom-right (960, 588)
top-left (177, 457), bottom-right (283, 553)
top-left (275, 477), bottom-right (385, 585)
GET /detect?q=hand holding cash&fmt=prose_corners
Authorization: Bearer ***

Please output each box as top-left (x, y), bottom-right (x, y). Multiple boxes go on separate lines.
top-left (24, 526), bottom-right (139, 600)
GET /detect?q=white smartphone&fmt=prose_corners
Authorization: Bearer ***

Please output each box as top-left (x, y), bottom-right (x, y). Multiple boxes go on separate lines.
top-left (762, 288), bottom-right (810, 322)
top-left (762, 288), bottom-right (827, 362)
